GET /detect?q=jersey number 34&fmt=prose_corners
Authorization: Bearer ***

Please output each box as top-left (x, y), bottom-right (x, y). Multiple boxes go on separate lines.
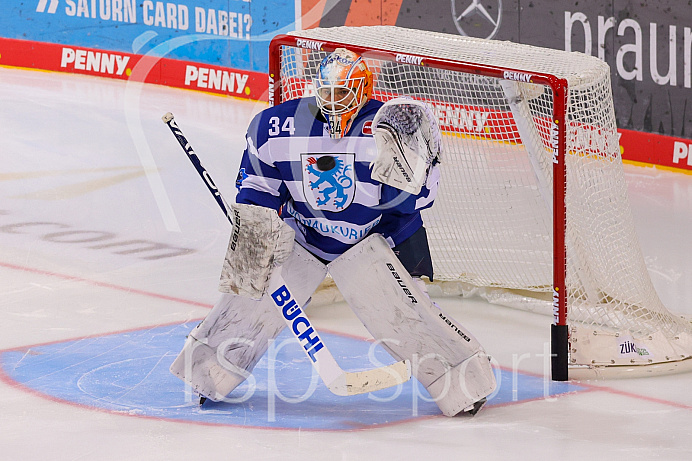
top-left (268, 116), bottom-right (296, 136)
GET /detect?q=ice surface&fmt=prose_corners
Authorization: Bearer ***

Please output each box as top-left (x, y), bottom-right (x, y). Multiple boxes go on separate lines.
top-left (1, 67), bottom-right (691, 460)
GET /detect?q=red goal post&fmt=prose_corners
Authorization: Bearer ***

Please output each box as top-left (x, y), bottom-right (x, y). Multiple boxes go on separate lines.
top-left (268, 26), bottom-right (692, 381)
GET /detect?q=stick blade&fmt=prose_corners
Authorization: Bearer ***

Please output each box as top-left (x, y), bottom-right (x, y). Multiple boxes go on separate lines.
top-left (327, 359), bottom-right (412, 396)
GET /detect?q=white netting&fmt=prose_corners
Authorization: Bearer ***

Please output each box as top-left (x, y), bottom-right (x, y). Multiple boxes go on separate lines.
top-left (276, 26), bottom-right (692, 373)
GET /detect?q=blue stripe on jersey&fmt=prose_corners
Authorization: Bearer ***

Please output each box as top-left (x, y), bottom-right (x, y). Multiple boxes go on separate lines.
top-left (287, 199), bottom-right (381, 228)
top-left (266, 159), bottom-right (378, 184)
top-left (284, 201), bottom-right (381, 244)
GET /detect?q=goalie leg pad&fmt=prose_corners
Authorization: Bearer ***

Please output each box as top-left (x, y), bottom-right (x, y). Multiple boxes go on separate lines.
top-left (426, 352), bottom-right (496, 416)
top-left (219, 203), bottom-right (296, 299)
top-left (169, 292), bottom-right (287, 401)
top-left (328, 234), bottom-right (496, 416)
top-left (170, 243), bottom-right (328, 401)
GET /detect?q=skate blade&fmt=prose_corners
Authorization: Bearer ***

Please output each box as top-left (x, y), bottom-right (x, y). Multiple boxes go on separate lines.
top-left (463, 397), bottom-right (487, 416)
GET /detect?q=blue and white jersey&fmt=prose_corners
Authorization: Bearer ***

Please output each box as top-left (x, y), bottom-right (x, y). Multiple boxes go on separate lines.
top-left (235, 97), bottom-right (439, 262)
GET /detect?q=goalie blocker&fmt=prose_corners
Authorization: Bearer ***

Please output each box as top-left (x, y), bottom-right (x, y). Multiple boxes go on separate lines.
top-left (218, 203), bottom-right (295, 299)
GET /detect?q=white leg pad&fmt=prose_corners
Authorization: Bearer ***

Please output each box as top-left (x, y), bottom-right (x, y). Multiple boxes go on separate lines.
top-left (426, 352), bottom-right (497, 416)
top-left (328, 234), bottom-right (496, 415)
top-left (169, 332), bottom-right (252, 401)
top-left (170, 243), bottom-right (328, 401)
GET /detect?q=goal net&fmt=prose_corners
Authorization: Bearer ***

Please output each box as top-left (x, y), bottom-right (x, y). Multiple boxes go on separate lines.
top-left (268, 26), bottom-right (692, 379)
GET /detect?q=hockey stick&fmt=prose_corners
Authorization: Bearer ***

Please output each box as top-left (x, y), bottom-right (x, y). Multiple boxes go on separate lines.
top-left (162, 112), bottom-right (411, 396)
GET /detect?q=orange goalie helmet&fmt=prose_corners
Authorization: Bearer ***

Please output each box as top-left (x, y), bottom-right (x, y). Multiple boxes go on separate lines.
top-left (314, 48), bottom-right (373, 139)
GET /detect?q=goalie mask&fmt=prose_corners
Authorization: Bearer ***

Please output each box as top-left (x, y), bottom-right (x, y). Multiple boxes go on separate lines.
top-left (314, 48), bottom-right (373, 139)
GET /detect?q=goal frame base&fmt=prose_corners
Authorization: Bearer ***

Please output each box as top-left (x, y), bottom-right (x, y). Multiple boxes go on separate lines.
top-left (568, 357), bottom-right (692, 380)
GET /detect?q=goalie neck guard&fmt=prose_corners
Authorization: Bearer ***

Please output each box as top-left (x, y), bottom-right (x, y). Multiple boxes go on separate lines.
top-left (314, 48), bottom-right (373, 139)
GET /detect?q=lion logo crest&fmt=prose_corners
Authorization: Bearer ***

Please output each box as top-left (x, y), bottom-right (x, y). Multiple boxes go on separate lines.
top-left (302, 153), bottom-right (355, 212)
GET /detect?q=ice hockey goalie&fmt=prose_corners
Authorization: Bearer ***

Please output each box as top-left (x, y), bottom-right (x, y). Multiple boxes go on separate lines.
top-left (169, 47), bottom-right (495, 416)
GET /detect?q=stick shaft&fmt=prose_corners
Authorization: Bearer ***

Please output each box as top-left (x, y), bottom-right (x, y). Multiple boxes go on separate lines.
top-left (162, 113), bottom-right (234, 224)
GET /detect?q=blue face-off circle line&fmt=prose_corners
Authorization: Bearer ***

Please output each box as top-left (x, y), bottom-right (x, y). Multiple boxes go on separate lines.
top-left (0, 323), bottom-right (587, 431)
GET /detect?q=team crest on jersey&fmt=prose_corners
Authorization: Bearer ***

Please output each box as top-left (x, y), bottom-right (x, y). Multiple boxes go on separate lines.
top-left (302, 153), bottom-right (355, 212)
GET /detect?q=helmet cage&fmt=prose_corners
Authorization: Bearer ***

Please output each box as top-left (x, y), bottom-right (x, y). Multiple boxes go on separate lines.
top-left (314, 78), bottom-right (366, 116)
top-left (313, 48), bottom-right (372, 139)
top-left (314, 77), bottom-right (367, 139)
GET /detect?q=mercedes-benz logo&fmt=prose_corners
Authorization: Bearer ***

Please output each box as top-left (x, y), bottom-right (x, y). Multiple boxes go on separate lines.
top-left (451, 0), bottom-right (503, 40)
